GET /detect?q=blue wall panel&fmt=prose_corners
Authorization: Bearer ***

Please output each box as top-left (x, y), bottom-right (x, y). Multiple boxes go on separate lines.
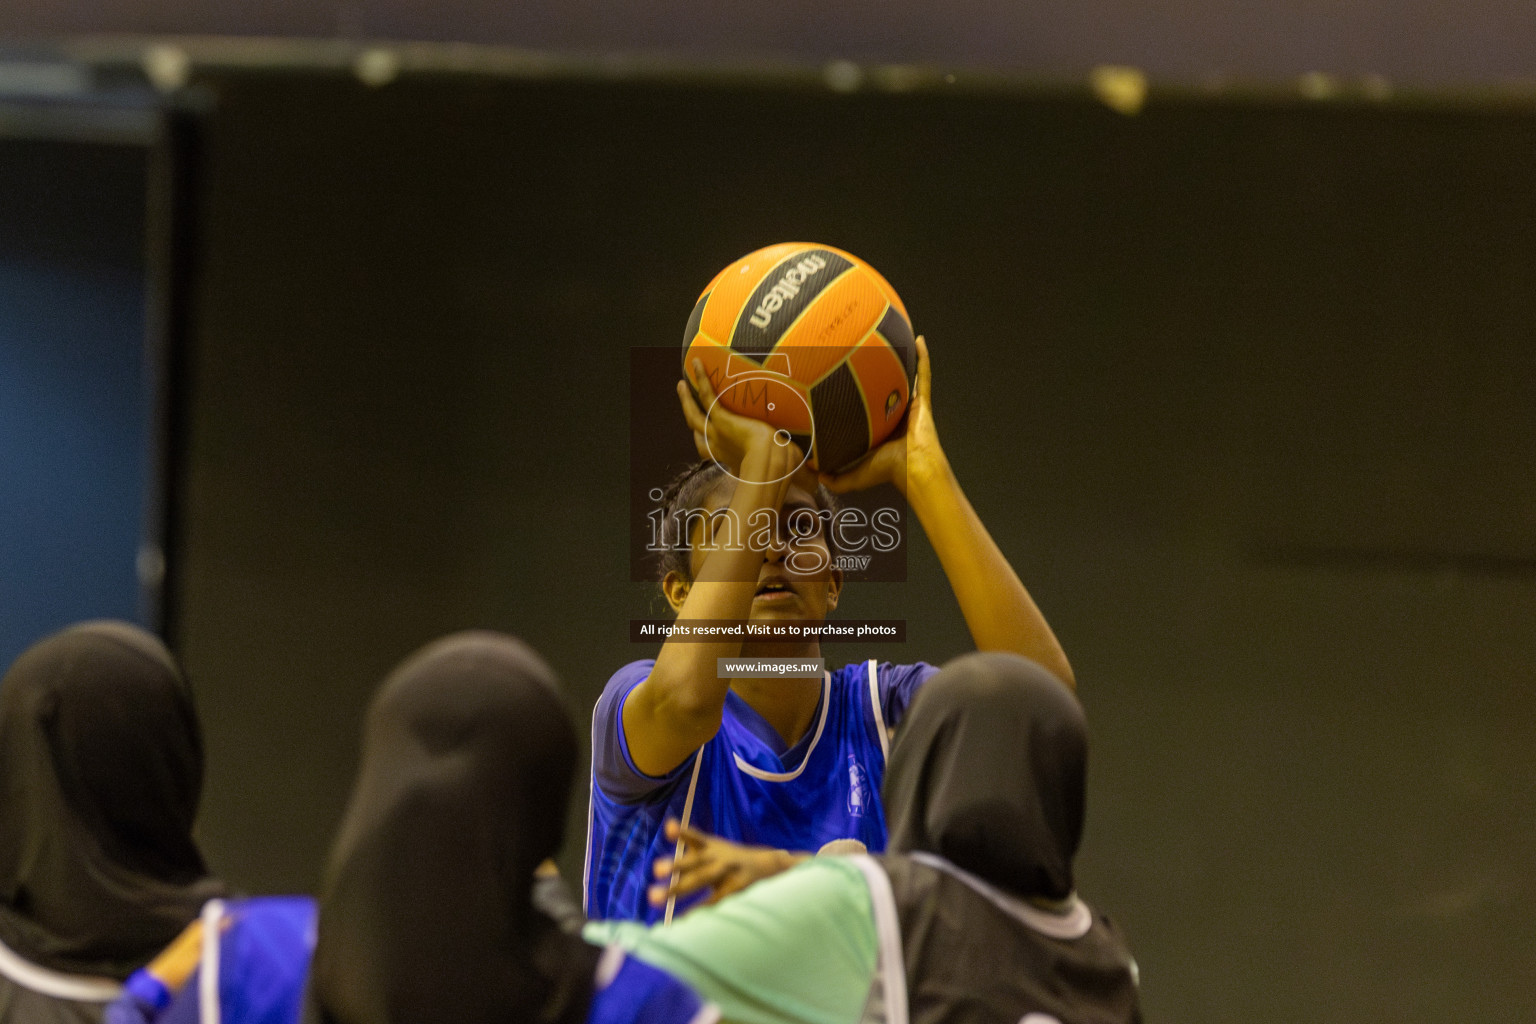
top-left (0, 138), bottom-right (152, 669)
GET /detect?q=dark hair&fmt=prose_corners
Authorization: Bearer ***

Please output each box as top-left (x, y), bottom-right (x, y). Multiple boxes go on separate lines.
top-left (654, 460), bottom-right (839, 582)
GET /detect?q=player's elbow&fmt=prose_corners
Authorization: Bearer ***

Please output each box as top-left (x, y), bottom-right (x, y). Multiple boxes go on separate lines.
top-left (635, 682), bottom-right (725, 749)
top-left (624, 686), bottom-right (725, 777)
top-left (1029, 647), bottom-right (1075, 691)
top-left (1052, 659), bottom-right (1076, 691)
top-left (656, 691), bottom-right (727, 744)
top-left (975, 638), bottom-right (1075, 691)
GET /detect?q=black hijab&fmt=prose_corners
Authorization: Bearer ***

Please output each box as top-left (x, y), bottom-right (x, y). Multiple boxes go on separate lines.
top-left (883, 652), bottom-right (1087, 902)
top-left (0, 621), bottom-right (223, 979)
top-left (306, 631), bottom-right (599, 1024)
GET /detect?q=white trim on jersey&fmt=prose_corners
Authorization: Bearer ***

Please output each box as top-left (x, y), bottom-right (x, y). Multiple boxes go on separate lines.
top-left (849, 854), bottom-right (909, 1024)
top-left (908, 852), bottom-right (1093, 940)
top-left (199, 898), bottom-right (226, 1024)
top-left (582, 764), bottom-right (597, 916)
top-left (593, 945), bottom-right (627, 990)
top-left (687, 1002), bottom-right (724, 1024)
top-left (663, 751), bottom-right (707, 925)
top-left (0, 933), bottom-right (122, 1003)
top-left (730, 671), bottom-right (832, 782)
top-left (583, 696), bottom-right (601, 916)
top-left (866, 659), bottom-right (890, 761)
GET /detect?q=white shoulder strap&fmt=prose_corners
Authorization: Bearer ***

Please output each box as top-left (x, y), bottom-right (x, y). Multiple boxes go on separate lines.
top-left (849, 854), bottom-right (908, 1024)
top-left (663, 751), bottom-right (706, 925)
top-left (866, 660), bottom-right (890, 760)
top-left (198, 898), bottom-right (227, 1024)
top-left (0, 933), bottom-right (122, 1003)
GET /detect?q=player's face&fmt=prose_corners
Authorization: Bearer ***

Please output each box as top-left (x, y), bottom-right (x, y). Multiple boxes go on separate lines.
top-left (687, 480), bottom-right (842, 620)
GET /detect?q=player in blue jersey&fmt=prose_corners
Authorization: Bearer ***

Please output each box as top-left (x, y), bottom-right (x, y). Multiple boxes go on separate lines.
top-left (586, 337), bottom-right (1077, 923)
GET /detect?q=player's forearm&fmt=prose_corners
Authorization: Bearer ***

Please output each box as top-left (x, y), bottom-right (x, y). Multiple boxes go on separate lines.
top-left (647, 583), bottom-right (759, 738)
top-left (907, 453), bottom-right (1075, 688)
top-left (648, 578), bottom-right (754, 727)
top-left (655, 455), bottom-right (786, 688)
top-left (635, 445), bottom-right (795, 760)
top-left (639, 594), bottom-right (751, 771)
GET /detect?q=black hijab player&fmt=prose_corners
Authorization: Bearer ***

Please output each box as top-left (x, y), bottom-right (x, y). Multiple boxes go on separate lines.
top-left (304, 632), bottom-right (712, 1024)
top-left (878, 653), bottom-right (1141, 1024)
top-left (0, 622), bottom-right (224, 1024)
top-left (305, 632), bottom-right (598, 1024)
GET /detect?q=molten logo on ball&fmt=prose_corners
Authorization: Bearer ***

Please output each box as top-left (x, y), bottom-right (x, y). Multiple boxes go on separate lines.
top-left (747, 254), bottom-right (830, 329)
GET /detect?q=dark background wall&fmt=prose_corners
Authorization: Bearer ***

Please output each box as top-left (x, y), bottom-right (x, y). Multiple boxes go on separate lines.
top-left (0, 132), bottom-right (158, 667)
top-left (165, 73), bottom-right (1536, 1023)
top-left (7, 1), bottom-right (1536, 85)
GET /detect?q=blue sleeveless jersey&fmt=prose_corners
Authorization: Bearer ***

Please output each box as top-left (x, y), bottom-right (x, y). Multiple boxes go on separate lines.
top-left (588, 947), bottom-right (717, 1024)
top-left (108, 897), bottom-right (316, 1024)
top-left (584, 658), bottom-right (935, 924)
